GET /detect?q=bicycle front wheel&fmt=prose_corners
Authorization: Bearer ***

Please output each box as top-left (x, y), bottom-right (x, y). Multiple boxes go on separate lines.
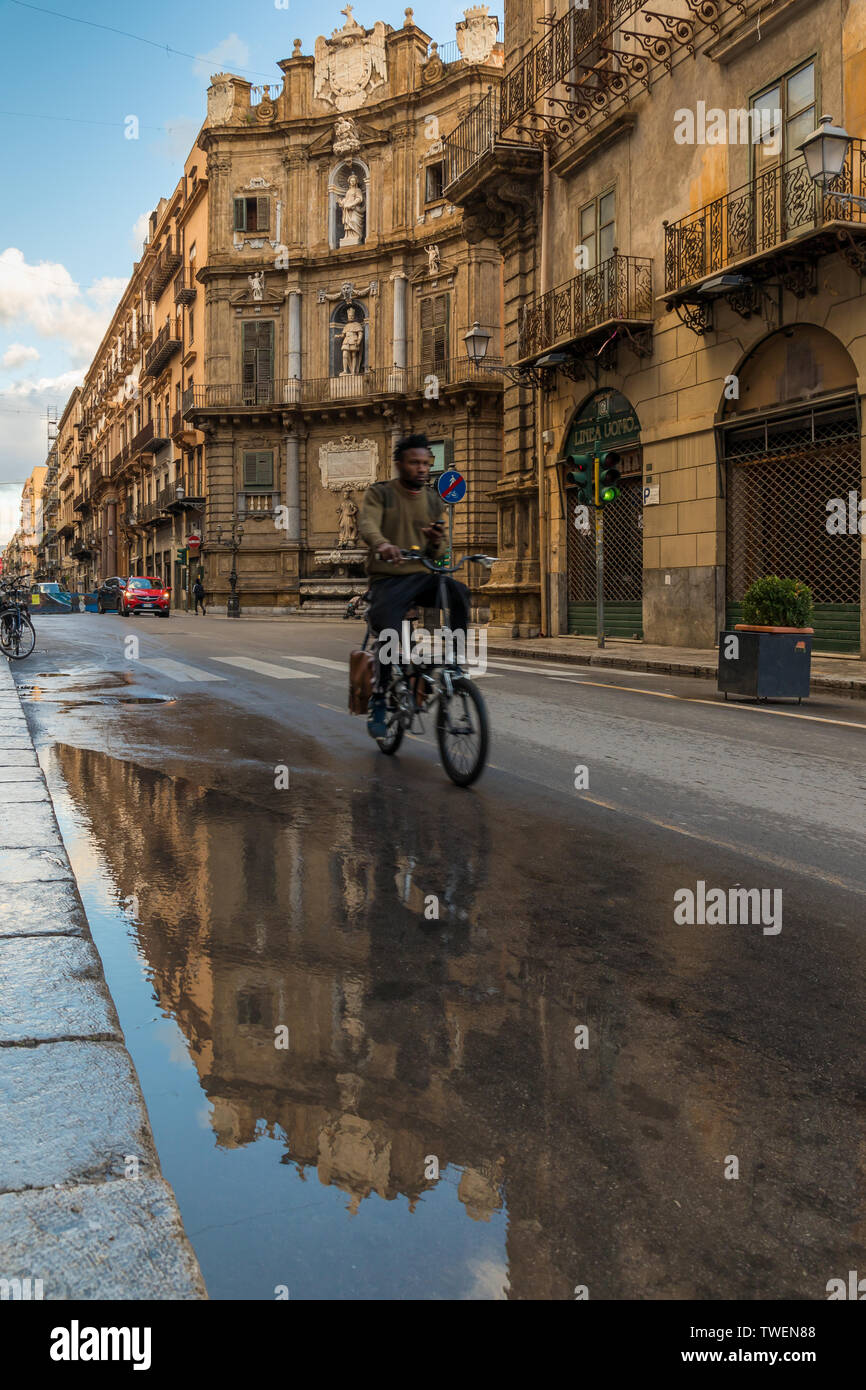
top-left (376, 687), bottom-right (405, 756)
top-left (0, 616), bottom-right (15, 654)
top-left (436, 676), bottom-right (489, 786)
top-left (9, 615), bottom-right (35, 659)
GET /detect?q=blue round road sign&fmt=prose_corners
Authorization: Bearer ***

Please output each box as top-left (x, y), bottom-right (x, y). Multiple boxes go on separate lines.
top-left (437, 470), bottom-right (466, 504)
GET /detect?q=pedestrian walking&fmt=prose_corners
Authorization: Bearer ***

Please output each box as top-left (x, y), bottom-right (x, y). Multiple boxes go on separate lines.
top-left (193, 577), bottom-right (206, 615)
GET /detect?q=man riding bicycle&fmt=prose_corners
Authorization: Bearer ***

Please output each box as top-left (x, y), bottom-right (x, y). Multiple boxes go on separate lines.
top-left (358, 434), bottom-right (470, 738)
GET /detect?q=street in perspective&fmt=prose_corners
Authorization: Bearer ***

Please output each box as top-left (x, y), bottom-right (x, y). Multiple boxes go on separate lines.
top-left (1, 0), bottom-right (865, 1352)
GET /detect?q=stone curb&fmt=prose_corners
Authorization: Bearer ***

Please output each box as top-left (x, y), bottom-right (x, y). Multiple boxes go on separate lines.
top-left (0, 658), bottom-right (207, 1300)
top-left (486, 644), bottom-right (866, 700)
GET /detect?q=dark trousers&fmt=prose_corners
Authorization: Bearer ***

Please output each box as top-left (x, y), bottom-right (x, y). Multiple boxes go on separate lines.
top-left (194, 595), bottom-right (206, 614)
top-left (368, 572), bottom-right (470, 691)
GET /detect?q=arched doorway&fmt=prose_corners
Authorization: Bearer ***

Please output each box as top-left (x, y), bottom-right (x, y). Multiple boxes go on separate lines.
top-left (721, 325), bottom-right (861, 653)
top-left (565, 389), bottom-right (643, 637)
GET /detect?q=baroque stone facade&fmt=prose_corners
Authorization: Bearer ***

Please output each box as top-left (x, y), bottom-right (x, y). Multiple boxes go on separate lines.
top-left (191, 8), bottom-right (506, 614)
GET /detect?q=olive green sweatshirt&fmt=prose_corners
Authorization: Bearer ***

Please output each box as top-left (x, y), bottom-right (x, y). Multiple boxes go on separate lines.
top-left (359, 480), bottom-right (446, 577)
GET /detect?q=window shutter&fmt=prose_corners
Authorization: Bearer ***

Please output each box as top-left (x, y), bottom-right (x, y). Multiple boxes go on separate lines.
top-left (233, 199), bottom-right (245, 232)
top-left (243, 451), bottom-right (274, 488)
top-left (433, 293), bottom-right (449, 369)
top-left (256, 197), bottom-right (270, 232)
top-left (420, 297), bottom-right (433, 370)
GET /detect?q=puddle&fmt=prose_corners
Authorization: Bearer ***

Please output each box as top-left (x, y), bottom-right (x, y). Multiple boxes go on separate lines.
top-left (19, 692), bottom-right (174, 706)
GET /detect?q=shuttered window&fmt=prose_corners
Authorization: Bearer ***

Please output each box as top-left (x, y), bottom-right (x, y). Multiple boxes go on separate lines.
top-left (420, 293), bottom-right (449, 372)
top-left (243, 451), bottom-right (274, 490)
top-left (242, 321), bottom-right (274, 404)
top-left (233, 196), bottom-right (271, 233)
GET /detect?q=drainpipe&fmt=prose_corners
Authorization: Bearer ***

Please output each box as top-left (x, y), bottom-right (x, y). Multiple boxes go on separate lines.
top-left (536, 0), bottom-right (554, 636)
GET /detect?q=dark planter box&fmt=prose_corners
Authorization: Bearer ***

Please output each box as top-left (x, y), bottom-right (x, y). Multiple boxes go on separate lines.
top-left (717, 628), bottom-right (812, 701)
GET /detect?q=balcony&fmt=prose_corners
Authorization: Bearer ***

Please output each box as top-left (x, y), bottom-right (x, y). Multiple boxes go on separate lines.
top-left (109, 451), bottom-right (122, 475)
top-left (143, 322), bottom-right (182, 379)
top-left (443, 89), bottom-right (540, 228)
top-left (518, 253), bottom-right (653, 368)
top-left (174, 269), bottom-right (197, 305)
top-left (73, 488), bottom-right (91, 513)
top-left (145, 236), bottom-right (182, 303)
top-left (663, 141), bottom-right (866, 332)
top-left (71, 534), bottom-right (98, 557)
top-left (130, 421), bottom-right (169, 456)
top-left (184, 359), bottom-right (504, 414)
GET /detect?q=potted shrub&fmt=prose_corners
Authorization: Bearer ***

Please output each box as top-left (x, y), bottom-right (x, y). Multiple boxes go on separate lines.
top-left (717, 576), bottom-right (814, 702)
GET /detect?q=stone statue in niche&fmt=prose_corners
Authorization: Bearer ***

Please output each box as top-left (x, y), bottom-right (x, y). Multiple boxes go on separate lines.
top-left (337, 489), bottom-right (359, 547)
top-left (248, 271), bottom-right (264, 300)
top-left (339, 308), bottom-right (364, 375)
top-left (426, 244), bottom-right (441, 274)
top-left (337, 173), bottom-right (365, 246)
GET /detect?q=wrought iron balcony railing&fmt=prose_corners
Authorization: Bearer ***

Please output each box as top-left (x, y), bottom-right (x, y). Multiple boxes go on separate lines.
top-left (185, 359), bottom-right (504, 412)
top-left (664, 140), bottom-right (866, 295)
top-left (145, 236), bottom-right (182, 303)
top-left (518, 253), bottom-right (653, 359)
top-left (143, 321), bottom-right (182, 378)
top-left (444, 88), bottom-right (501, 187)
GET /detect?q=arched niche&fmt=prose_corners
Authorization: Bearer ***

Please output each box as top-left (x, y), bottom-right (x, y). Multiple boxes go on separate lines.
top-left (328, 159), bottom-right (370, 250)
top-left (720, 324), bottom-right (858, 418)
top-left (329, 300), bottom-right (368, 378)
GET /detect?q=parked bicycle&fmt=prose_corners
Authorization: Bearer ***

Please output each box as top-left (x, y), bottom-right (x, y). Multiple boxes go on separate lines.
top-left (0, 577), bottom-right (36, 660)
top-left (360, 549), bottom-right (496, 787)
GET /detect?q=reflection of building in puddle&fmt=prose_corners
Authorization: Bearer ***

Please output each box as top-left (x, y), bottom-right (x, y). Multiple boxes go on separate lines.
top-left (52, 742), bottom-right (865, 1299)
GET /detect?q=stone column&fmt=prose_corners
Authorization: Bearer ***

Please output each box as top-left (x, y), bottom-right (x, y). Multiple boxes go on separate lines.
top-left (284, 432), bottom-right (301, 542)
top-left (105, 499), bottom-right (118, 576)
top-left (392, 273), bottom-right (407, 370)
top-left (287, 290), bottom-right (302, 402)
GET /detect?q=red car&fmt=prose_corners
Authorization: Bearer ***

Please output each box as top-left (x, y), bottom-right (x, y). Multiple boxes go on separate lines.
top-left (120, 576), bottom-right (171, 617)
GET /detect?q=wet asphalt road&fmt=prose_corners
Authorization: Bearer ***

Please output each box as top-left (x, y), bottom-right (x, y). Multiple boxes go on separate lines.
top-left (10, 611), bottom-right (866, 1300)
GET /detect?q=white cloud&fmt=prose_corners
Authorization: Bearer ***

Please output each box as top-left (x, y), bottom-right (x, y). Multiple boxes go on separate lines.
top-left (130, 211), bottom-right (151, 255)
top-left (1, 343), bottom-right (39, 369)
top-left (0, 249), bottom-right (126, 364)
top-left (192, 33), bottom-right (251, 81)
top-left (3, 369), bottom-right (84, 399)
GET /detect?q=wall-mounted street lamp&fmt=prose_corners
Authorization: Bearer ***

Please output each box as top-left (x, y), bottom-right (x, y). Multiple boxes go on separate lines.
top-left (798, 115), bottom-right (866, 208)
top-left (462, 320), bottom-right (550, 386)
top-left (215, 518), bottom-right (244, 618)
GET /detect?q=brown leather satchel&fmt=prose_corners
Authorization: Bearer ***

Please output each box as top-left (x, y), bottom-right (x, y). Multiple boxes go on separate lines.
top-left (348, 648), bottom-right (375, 714)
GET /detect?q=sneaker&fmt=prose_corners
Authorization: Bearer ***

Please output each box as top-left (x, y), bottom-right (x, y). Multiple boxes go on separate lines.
top-left (367, 693), bottom-right (388, 739)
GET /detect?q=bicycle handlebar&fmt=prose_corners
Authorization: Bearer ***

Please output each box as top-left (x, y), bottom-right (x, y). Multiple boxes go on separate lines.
top-left (389, 548), bottom-right (497, 575)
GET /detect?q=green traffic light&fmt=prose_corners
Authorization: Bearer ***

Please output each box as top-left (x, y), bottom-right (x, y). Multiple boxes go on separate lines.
top-left (602, 486), bottom-right (620, 503)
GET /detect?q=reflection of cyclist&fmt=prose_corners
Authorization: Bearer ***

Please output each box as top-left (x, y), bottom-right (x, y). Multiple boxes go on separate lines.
top-left (359, 434), bottom-right (470, 738)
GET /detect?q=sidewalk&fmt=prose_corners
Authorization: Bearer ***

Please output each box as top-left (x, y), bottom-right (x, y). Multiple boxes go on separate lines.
top-left (485, 636), bottom-right (866, 698)
top-left (0, 659), bottom-right (206, 1300)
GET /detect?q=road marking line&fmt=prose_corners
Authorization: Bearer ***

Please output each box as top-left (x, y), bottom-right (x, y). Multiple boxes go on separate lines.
top-left (213, 657), bottom-right (319, 680)
top-left (139, 658), bottom-right (225, 683)
top-left (273, 654), bottom-right (347, 671)
top-left (546, 675), bottom-right (866, 729)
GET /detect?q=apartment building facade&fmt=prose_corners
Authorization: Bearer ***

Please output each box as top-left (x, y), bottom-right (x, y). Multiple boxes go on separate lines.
top-left (64, 143), bottom-right (209, 606)
top-left (445, 0), bottom-right (866, 654)
top-left (186, 8), bottom-right (505, 613)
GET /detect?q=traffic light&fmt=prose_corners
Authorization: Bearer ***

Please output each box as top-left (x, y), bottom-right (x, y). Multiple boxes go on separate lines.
top-left (598, 450), bottom-right (622, 505)
top-left (566, 453), bottom-right (594, 505)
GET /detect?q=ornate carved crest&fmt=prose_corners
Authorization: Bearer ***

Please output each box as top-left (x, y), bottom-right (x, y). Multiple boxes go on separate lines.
top-left (314, 6), bottom-right (388, 112)
top-left (456, 5), bottom-right (500, 65)
top-left (207, 75), bottom-right (236, 126)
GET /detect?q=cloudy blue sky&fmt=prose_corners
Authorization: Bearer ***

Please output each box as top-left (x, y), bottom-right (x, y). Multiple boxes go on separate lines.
top-left (0, 0), bottom-right (478, 540)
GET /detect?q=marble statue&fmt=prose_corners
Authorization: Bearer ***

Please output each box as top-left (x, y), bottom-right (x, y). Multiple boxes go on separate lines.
top-left (337, 173), bottom-right (365, 245)
top-left (339, 307), bottom-right (364, 375)
top-left (337, 489), bottom-right (359, 547)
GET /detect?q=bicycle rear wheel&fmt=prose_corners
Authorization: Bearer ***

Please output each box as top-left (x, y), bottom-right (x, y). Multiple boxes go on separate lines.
top-left (9, 615), bottom-right (35, 659)
top-left (436, 676), bottom-right (488, 786)
top-left (0, 615), bottom-right (15, 654)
